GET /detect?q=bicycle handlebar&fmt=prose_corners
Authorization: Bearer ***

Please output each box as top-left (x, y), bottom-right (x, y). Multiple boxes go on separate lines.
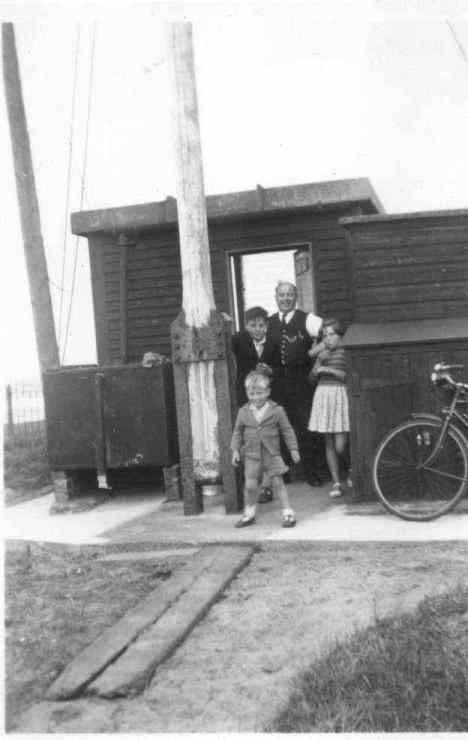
top-left (433, 363), bottom-right (464, 373)
top-left (431, 362), bottom-right (468, 390)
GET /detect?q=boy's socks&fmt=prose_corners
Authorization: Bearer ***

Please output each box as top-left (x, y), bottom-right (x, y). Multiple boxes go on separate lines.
top-left (244, 505), bottom-right (256, 519)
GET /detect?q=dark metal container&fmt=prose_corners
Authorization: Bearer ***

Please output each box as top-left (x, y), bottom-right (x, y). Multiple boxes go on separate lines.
top-left (43, 362), bottom-right (178, 478)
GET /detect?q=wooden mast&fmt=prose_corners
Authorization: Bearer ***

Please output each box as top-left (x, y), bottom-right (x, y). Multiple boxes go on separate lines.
top-left (167, 22), bottom-right (240, 515)
top-left (2, 23), bottom-right (59, 371)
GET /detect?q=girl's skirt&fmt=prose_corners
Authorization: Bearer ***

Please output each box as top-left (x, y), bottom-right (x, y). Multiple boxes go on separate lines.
top-left (308, 383), bottom-right (349, 433)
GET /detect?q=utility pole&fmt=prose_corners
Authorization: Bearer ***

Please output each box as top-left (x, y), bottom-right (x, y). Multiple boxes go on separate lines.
top-left (167, 22), bottom-right (240, 515)
top-left (2, 23), bottom-right (60, 371)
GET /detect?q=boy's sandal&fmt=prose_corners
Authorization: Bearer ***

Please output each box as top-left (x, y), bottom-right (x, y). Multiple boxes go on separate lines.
top-left (329, 483), bottom-right (343, 499)
top-left (235, 515), bottom-right (256, 528)
top-left (282, 513), bottom-right (296, 528)
top-left (258, 486), bottom-right (273, 504)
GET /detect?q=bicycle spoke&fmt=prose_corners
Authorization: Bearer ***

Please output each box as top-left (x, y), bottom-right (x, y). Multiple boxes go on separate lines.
top-left (389, 432), bottom-right (417, 464)
top-left (378, 454), bottom-right (415, 468)
top-left (422, 466), bottom-right (467, 483)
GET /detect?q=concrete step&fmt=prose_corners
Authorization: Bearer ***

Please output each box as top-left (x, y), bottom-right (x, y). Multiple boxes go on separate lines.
top-left (47, 545), bottom-right (250, 700)
top-left (87, 545), bottom-right (254, 698)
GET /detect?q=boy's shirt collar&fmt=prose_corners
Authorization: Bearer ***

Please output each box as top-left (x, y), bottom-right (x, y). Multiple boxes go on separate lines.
top-left (248, 400), bottom-right (271, 422)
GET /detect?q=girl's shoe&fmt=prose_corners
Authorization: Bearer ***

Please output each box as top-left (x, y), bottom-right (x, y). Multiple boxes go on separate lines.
top-left (329, 482), bottom-right (343, 498)
top-left (282, 512), bottom-right (296, 528)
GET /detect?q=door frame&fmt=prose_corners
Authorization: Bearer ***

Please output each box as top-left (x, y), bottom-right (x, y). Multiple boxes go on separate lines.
top-left (226, 241), bottom-right (313, 330)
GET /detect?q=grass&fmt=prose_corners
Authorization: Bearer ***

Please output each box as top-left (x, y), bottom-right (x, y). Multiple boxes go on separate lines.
top-left (4, 540), bottom-right (179, 731)
top-left (3, 426), bottom-right (52, 498)
top-left (271, 586), bottom-right (468, 732)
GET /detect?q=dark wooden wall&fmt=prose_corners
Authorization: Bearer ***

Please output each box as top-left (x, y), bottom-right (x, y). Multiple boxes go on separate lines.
top-left (89, 205), bottom-right (366, 365)
top-left (342, 212), bottom-right (468, 323)
top-left (347, 338), bottom-right (468, 497)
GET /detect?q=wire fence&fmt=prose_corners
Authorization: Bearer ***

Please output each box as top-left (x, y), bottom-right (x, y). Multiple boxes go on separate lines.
top-left (4, 381), bottom-right (46, 443)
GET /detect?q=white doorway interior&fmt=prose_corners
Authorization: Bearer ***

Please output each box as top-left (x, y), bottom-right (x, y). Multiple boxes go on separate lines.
top-left (229, 245), bottom-right (316, 329)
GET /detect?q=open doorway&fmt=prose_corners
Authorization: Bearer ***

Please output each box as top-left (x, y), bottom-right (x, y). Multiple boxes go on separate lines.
top-left (229, 244), bottom-right (316, 329)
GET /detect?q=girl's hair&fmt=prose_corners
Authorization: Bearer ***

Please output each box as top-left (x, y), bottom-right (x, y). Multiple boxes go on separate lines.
top-left (244, 306), bottom-right (268, 323)
top-left (244, 370), bottom-right (270, 391)
top-left (321, 317), bottom-right (346, 337)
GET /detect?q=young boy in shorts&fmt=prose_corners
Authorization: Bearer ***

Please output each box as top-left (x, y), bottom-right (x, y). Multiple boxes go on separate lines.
top-left (231, 370), bottom-right (299, 528)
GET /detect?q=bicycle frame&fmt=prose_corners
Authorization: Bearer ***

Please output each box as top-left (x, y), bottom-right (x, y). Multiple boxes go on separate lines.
top-left (411, 384), bottom-right (468, 470)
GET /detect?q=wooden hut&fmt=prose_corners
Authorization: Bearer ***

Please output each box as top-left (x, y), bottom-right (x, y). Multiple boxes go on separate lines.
top-left (45, 178), bottom-right (384, 498)
top-left (71, 178), bottom-right (383, 365)
top-left (341, 209), bottom-right (468, 497)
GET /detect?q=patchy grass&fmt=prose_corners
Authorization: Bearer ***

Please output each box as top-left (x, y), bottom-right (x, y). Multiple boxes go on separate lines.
top-left (3, 427), bottom-right (52, 497)
top-left (4, 540), bottom-right (180, 730)
top-left (271, 586), bottom-right (468, 733)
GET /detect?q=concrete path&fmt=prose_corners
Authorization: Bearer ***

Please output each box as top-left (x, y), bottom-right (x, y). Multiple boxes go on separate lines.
top-left (4, 489), bottom-right (164, 544)
top-left (4, 482), bottom-right (468, 545)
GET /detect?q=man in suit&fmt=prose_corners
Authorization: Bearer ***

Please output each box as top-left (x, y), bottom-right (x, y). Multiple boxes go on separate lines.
top-left (267, 281), bottom-right (324, 487)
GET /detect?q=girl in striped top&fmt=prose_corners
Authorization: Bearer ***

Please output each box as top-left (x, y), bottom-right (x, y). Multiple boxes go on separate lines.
top-left (308, 318), bottom-right (350, 498)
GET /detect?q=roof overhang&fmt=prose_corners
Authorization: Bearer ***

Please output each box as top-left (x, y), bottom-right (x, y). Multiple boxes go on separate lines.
top-left (344, 318), bottom-right (468, 348)
top-left (71, 178), bottom-right (384, 236)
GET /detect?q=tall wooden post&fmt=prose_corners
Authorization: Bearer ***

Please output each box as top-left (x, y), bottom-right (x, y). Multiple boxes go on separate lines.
top-left (167, 22), bottom-right (240, 515)
top-left (2, 23), bottom-right (59, 371)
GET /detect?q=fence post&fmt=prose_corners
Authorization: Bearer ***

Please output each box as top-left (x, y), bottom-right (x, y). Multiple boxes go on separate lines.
top-left (6, 384), bottom-right (13, 434)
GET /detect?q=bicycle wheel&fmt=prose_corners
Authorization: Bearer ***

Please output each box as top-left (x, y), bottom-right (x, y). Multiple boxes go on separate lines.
top-left (372, 418), bottom-right (468, 521)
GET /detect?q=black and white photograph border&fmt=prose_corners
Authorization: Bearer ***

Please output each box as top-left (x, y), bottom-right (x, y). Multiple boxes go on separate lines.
top-left (2, 0), bottom-right (468, 734)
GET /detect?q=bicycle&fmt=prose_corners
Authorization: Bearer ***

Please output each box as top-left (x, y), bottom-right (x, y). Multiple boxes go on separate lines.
top-left (372, 362), bottom-right (468, 521)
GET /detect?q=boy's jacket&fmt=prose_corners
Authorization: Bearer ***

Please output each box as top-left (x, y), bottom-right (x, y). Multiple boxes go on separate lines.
top-left (230, 401), bottom-right (298, 460)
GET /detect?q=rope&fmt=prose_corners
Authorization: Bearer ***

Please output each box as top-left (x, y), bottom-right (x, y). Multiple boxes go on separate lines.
top-left (447, 20), bottom-right (468, 69)
top-left (61, 21), bottom-right (97, 364)
top-left (58, 23), bottom-right (80, 351)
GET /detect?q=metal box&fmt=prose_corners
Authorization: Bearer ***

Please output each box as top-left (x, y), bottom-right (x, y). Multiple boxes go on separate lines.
top-left (43, 362), bottom-right (178, 474)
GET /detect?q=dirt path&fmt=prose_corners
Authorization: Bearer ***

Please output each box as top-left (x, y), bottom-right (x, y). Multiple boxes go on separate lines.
top-left (18, 541), bottom-right (468, 733)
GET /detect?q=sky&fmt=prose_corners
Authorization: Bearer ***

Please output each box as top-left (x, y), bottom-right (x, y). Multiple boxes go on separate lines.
top-left (2, 1), bottom-right (468, 383)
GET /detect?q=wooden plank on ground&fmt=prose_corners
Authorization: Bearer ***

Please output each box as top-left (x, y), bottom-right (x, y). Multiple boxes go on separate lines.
top-left (87, 545), bottom-right (254, 698)
top-left (46, 546), bottom-right (224, 700)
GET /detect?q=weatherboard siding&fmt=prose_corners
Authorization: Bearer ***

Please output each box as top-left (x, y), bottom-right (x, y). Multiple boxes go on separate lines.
top-left (342, 214), bottom-right (468, 323)
top-left (87, 206), bottom-right (363, 364)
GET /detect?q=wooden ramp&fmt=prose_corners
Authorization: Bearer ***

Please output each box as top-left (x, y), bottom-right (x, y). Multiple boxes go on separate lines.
top-left (47, 545), bottom-right (253, 700)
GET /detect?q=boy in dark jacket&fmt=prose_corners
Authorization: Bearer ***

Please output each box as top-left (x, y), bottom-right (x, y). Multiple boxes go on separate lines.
top-left (231, 370), bottom-right (299, 528)
top-left (231, 306), bottom-right (275, 406)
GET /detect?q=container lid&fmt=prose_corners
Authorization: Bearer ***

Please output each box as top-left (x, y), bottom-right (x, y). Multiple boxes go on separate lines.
top-left (343, 317), bottom-right (468, 348)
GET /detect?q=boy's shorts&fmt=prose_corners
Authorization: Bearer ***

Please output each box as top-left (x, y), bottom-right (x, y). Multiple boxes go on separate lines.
top-left (244, 446), bottom-right (289, 480)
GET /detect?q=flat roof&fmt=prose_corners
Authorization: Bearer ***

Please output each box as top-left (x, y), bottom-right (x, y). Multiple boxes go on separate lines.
top-left (340, 207), bottom-right (468, 228)
top-left (344, 318), bottom-right (468, 348)
top-left (71, 178), bottom-right (384, 236)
